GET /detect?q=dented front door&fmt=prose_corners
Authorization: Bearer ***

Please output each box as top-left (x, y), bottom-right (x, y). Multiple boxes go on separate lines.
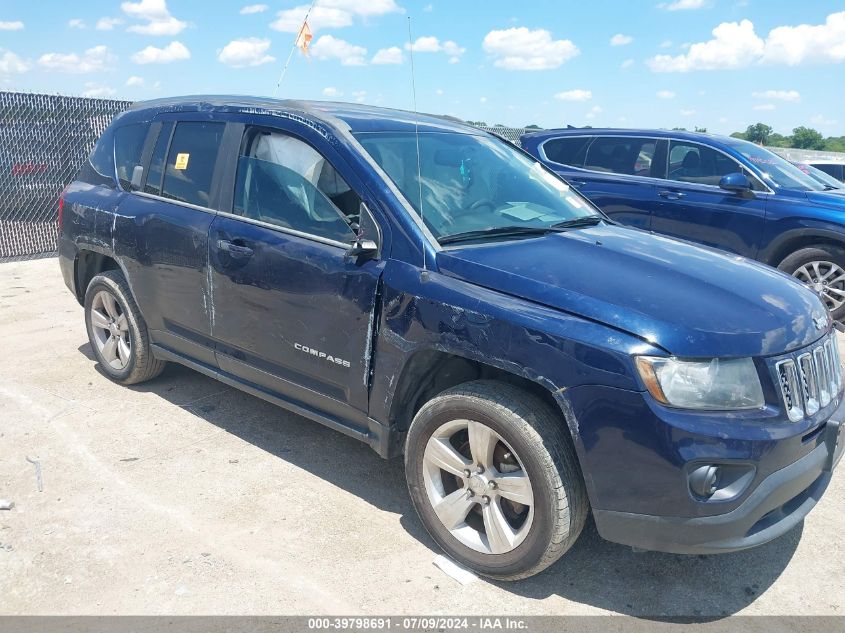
top-left (208, 214), bottom-right (383, 416)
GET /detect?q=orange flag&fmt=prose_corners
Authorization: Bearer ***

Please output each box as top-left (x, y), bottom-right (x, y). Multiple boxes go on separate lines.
top-left (296, 21), bottom-right (313, 56)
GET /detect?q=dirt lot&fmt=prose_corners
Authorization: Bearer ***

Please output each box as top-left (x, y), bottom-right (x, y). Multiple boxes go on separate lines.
top-left (1, 256), bottom-right (844, 618)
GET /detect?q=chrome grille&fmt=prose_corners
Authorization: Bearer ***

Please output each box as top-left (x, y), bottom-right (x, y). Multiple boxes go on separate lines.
top-left (776, 333), bottom-right (843, 421)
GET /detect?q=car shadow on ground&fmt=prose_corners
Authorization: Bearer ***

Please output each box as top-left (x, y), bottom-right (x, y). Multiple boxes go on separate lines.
top-left (81, 347), bottom-right (802, 618)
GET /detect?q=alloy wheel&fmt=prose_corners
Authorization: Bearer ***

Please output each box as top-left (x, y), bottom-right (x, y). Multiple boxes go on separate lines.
top-left (90, 290), bottom-right (132, 370)
top-left (792, 260), bottom-right (845, 312)
top-left (422, 419), bottom-right (534, 555)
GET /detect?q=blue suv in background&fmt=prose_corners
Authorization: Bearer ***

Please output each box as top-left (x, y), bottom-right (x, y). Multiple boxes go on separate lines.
top-left (521, 129), bottom-right (845, 320)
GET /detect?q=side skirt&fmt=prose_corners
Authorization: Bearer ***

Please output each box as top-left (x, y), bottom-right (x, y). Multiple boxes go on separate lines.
top-left (151, 344), bottom-right (396, 458)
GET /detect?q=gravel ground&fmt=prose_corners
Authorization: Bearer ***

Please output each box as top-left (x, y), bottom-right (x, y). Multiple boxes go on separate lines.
top-left (0, 256), bottom-right (843, 618)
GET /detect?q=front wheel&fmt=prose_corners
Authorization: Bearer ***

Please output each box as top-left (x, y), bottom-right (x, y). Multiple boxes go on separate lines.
top-left (404, 380), bottom-right (588, 580)
top-left (778, 245), bottom-right (845, 320)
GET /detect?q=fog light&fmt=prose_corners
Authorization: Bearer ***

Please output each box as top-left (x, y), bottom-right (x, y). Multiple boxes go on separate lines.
top-left (689, 465), bottom-right (719, 498)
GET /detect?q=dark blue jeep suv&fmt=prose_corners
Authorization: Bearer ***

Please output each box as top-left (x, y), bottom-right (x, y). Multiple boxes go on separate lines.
top-left (59, 97), bottom-right (845, 580)
top-left (521, 129), bottom-right (845, 320)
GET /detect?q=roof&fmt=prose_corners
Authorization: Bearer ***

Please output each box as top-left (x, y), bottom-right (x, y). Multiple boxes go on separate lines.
top-left (520, 127), bottom-right (734, 145)
top-left (123, 95), bottom-right (479, 135)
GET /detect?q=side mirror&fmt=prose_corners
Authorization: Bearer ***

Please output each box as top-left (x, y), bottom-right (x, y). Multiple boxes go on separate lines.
top-left (130, 165), bottom-right (144, 191)
top-left (719, 172), bottom-right (753, 195)
top-left (347, 238), bottom-right (379, 259)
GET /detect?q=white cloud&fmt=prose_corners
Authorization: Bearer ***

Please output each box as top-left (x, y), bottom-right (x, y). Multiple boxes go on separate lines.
top-left (656, 90), bottom-right (676, 99)
top-left (322, 86), bottom-right (342, 97)
top-left (480, 96), bottom-right (487, 103)
top-left (811, 114), bottom-right (838, 126)
top-left (423, 3), bottom-right (433, 10)
top-left (405, 36), bottom-right (466, 62)
top-left (38, 45), bottom-right (115, 73)
top-left (122, 0), bottom-right (187, 35)
top-left (240, 4), bottom-right (268, 14)
top-left (68, 19), bottom-right (87, 29)
top-left (660, 40), bottom-right (673, 48)
top-left (482, 27), bottom-right (579, 70)
top-left (352, 89), bottom-right (366, 103)
top-left (96, 17), bottom-right (124, 31)
top-left (0, 21), bottom-right (24, 31)
top-left (610, 33), bottom-right (633, 46)
top-left (585, 105), bottom-right (603, 120)
top-left (621, 58), bottom-right (635, 69)
top-left (752, 89), bottom-right (800, 102)
top-left (311, 35), bottom-right (367, 65)
top-left (0, 50), bottom-right (29, 74)
top-left (554, 89), bottom-right (592, 102)
top-left (648, 12), bottom-right (845, 72)
top-left (435, 88), bottom-right (444, 95)
top-left (680, 108), bottom-right (696, 116)
top-left (271, 0), bottom-right (401, 33)
top-left (371, 46), bottom-right (403, 64)
top-left (82, 82), bottom-right (116, 98)
top-left (753, 103), bottom-right (776, 111)
top-left (126, 75), bottom-right (145, 87)
top-left (218, 37), bottom-right (275, 67)
top-left (658, 0), bottom-right (709, 10)
top-left (131, 41), bottom-right (190, 64)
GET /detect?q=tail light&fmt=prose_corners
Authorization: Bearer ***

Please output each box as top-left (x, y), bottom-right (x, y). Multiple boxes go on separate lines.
top-left (58, 188), bottom-right (67, 230)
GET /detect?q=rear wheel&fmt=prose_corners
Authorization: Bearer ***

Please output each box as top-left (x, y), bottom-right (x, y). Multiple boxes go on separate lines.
top-left (84, 270), bottom-right (166, 385)
top-left (404, 380), bottom-right (588, 580)
top-left (778, 245), bottom-right (845, 320)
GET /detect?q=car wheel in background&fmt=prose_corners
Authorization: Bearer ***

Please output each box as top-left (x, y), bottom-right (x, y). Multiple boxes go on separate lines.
top-left (84, 269), bottom-right (166, 385)
top-left (779, 246), bottom-right (845, 321)
top-left (404, 380), bottom-right (588, 580)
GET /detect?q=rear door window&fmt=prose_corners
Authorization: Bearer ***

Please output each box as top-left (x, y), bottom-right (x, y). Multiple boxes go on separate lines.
top-left (114, 123), bottom-right (151, 190)
top-left (144, 122), bottom-right (173, 196)
top-left (542, 136), bottom-right (591, 167)
top-left (584, 137), bottom-right (658, 176)
top-left (161, 121), bottom-right (225, 207)
top-left (79, 126), bottom-right (117, 187)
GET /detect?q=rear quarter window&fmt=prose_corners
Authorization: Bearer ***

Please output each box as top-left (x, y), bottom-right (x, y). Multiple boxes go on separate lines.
top-left (542, 136), bottom-right (591, 167)
top-left (114, 123), bottom-right (151, 190)
top-left (77, 126), bottom-right (117, 188)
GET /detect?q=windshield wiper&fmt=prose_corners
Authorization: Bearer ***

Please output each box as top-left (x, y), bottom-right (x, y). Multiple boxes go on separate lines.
top-left (550, 216), bottom-right (604, 229)
top-left (438, 225), bottom-right (558, 245)
top-left (824, 185), bottom-right (840, 191)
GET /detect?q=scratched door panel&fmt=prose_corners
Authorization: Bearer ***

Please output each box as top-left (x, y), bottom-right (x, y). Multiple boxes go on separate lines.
top-left (208, 214), bottom-right (383, 414)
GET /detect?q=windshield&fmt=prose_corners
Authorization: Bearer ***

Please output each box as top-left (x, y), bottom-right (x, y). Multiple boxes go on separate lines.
top-left (354, 131), bottom-right (599, 242)
top-left (793, 162), bottom-right (842, 190)
top-left (725, 138), bottom-right (827, 192)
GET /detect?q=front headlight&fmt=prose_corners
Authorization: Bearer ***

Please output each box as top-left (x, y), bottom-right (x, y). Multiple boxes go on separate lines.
top-left (635, 356), bottom-right (765, 410)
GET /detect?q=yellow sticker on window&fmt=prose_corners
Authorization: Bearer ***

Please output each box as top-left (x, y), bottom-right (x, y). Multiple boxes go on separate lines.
top-left (174, 153), bottom-right (190, 170)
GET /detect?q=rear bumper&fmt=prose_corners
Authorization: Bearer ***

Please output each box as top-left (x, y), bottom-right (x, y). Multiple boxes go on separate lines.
top-left (593, 412), bottom-right (844, 554)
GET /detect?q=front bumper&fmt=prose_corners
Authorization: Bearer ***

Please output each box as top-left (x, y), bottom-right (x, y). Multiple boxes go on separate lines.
top-left (592, 408), bottom-right (844, 554)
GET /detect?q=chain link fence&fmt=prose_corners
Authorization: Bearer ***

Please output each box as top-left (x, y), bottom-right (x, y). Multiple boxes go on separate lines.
top-left (0, 92), bottom-right (131, 260)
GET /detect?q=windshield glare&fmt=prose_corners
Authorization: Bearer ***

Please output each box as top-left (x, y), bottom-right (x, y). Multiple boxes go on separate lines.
top-left (354, 131), bottom-right (598, 241)
top-left (727, 139), bottom-right (826, 192)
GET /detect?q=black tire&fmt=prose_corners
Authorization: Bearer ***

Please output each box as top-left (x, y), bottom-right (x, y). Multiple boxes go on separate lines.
top-left (404, 380), bottom-right (588, 580)
top-left (778, 245), bottom-right (845, 321)
top-left (84, 269), bottom-right (166, 385)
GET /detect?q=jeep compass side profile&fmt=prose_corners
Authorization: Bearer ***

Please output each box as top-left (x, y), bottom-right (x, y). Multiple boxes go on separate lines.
top-left (59, 97), bottom-right (845, 580)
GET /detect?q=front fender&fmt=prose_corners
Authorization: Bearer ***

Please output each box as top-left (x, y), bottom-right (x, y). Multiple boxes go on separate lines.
top-left (367, 259), bottom-right (660, 445)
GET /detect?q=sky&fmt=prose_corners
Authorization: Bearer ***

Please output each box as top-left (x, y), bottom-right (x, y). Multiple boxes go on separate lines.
top-left (1, 0), bottom-right (844, 136)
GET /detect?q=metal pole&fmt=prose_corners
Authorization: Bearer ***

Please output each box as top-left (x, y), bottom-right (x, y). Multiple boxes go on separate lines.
top-left (272, 0), bottom-right (318, 98)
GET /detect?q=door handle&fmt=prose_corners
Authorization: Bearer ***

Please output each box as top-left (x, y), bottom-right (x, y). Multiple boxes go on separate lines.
top-left (658, 190), bottom-right (686, 200)
top-left (217, 239), bottom-right (253, 259)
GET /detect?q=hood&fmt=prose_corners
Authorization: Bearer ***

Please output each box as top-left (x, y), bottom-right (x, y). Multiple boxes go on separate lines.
top-left (806, 190), bottom-right (845, 205)
top-left (436, 224), bottom-right (829, 358)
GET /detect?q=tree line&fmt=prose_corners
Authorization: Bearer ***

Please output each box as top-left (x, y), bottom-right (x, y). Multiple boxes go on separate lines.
top-left (730, 123), bottom-right (845, 152)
